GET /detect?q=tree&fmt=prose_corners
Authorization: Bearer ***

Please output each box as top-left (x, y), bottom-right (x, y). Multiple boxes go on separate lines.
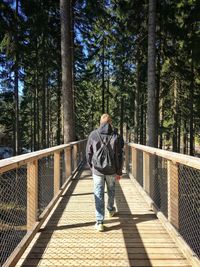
top-left (60, 0), bottom-right (75, 143)
top-left (1, 0), bottom-right (200, 156)
top-left (147, 0), bottom-right (157, 147)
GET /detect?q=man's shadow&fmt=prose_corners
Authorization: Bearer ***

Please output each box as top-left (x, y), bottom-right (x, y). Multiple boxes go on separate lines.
top-left (104, 174), bottom-right (155, 266)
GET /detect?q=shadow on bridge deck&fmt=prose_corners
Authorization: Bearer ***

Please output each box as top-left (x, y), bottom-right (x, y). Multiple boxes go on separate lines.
top-left (16, 166), bottom-right (191, 267)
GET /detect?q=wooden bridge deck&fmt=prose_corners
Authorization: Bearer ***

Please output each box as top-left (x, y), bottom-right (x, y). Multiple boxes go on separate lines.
top-left (16, 167), bottom-right (191, 267)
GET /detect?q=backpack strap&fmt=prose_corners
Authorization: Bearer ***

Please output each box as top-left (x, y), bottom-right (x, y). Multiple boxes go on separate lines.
top-left (96, 130), bottom-right (113, 145)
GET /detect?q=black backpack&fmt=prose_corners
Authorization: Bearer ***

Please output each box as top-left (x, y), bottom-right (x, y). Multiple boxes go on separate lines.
top-left (92, 130), bottom-right (116, 175)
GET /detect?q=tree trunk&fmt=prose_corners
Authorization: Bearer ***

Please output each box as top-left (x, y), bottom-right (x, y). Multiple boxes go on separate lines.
top-left (172, 78), bottom-right (178, 152)
top-left (120, 94), bottom-right (124, 137)
top-left (140, 92), bottom-right (144, 144)
top-left (36, 67), bottom-right (40, 149)
top-left (14, 58), bottom-right (19, 155)
top-left (42, 38), bottom-right (46, 149)
top-left (60, 0), bottom-right (75, 143)
top-left (102, 36), bottom-right (105, 114)
top-left (71, 1), bottom-right (75, 131)
top-left (106, 59), bottom-right (110, 114)
top-left (159, 97), bottom-right (163, 149)
top-left (91, 95), bottom-right (94, 131)
top-left (31, 94), bottom-right (33, 151)
top-left (189, 56), bottom-right (194, 156)
top-left (177, 123), bottom-right (181, 153)
top-left (14, 0), bottom-right (19, 155)
top-left (146, 0), bottom-right (157, 147)
top-left (143, 105), bottom-right (147, 145)
top-left (33, 76), bottom-right (37, 151)
top-left (134, 59), bottom-right (140, 143)
top-left (183, 120), bottom-right (187, 154)
top-left (57, 74), bottom-right (61, 145)
top-left (34, 38), bottom-right (40, 150)
top-left (155, 41), bottom-right (161, 149)
top-left (47, 85), bottom-right (50, 147)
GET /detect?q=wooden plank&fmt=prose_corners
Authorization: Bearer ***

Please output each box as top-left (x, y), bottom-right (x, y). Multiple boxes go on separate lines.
top-left (65, 147), bottom-right (72, 177)
top-left (131, 147), bottom-right (137, 178)
top-left (16, 258), bottom-right (191, 267)
top-left (20, 253), bottom-right (186, 260)
top-left (73, 144), bottom-right (78, 170)
top-left (27, 160), bottom-right (38, 230)
top-left (21, 246), bottom-right (181, 255)
top-left (54, 151), bottom-right (60, 195)
top-left (23, 242), bottom-right (178, 249)
top-left (167, 160), bottom-right (179, 229)
top-left (125, 143), bottom-right (129, 172)
top-left (143, 152), bottom-right (150, 194)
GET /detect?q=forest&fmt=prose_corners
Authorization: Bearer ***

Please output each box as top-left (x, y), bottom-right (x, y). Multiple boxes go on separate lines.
top-left (0, 0), bottom-right (200, 157)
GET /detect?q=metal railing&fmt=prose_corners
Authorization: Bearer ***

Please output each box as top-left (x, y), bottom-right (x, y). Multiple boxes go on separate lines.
top-left (125, 143), bottom-right (200, 266)
top-left (0, 140), bottom-right (86, 267)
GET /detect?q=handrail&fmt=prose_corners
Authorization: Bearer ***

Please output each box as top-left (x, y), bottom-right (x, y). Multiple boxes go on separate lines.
top-left (126, 142), bottom-right (200, 267)
top-left (129, 142), bottom-right (200, 171)
top-left (0, 139), bottom-right (87, 174)
top-left (0, 139), bottom-right (87, 267)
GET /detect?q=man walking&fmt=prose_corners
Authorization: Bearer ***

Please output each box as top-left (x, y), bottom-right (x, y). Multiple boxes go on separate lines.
top-left (86, 114), bottom-right (124, 231)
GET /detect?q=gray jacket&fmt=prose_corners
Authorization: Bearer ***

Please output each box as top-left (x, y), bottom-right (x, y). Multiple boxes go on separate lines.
top-left (86, 123), bottom-right (124, 176)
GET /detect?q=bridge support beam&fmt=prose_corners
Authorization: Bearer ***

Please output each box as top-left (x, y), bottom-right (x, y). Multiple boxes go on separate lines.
top-left (54, 151), bottom-right (60, 195)
top-left (73, 144), bottom-right (78, 170)
top-left (167, 160), bottom-right (179, 230)
top-left (125, 143), bottom-right (129, 173)
top-left (143, 152), bottom-right (150, 194)
top-left (65, 147), bottom-right (72, 177)
top-left (27, 160), bottom-right (38, 231)
top-left (131, 147), bottom-right (137, 179)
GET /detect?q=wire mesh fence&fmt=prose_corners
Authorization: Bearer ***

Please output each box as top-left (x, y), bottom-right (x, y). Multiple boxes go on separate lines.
top-left (178, 164), bottom-right (200, 258)
top-left (0, 167), bottom-right (27, 267)
top-left (148, 155), bottom-right (168, 217)
top-left (157, 157), bottom-right (168, 217)
top-left (128, 145), bottom-right (200, 260)
top-left (0, 141), bottom-right (86, 266)
top-left (148, 154), bottom-right (160, 208)
top-left (38, 155), bottom-right (54, 215)
top-left (60, 144), bottom-right (84, 188)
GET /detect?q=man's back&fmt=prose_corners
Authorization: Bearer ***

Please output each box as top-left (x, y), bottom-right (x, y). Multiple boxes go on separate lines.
top-left (86, 123), bottom-right (123, 176)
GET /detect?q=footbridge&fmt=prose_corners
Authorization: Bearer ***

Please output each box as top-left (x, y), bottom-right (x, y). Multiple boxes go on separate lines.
top-left (0, 140), bottom-right (200, 267)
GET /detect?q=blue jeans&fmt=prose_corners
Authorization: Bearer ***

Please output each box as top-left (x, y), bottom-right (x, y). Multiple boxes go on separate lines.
top-left (93, 174), bottom-right (116, 224)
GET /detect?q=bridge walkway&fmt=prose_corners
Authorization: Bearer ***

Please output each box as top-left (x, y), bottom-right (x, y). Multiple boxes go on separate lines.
top-left (16, 166), bottom-right (191, 267)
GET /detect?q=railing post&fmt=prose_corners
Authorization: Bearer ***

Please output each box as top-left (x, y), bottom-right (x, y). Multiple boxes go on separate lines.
top-left (167, 160), bottom-right (179, 229)
top-left (125, 143), bottom-right (129, 173)
top-left (80, 142), bottom-right (83, 162)
top-left (131, 147), bottom-right (137, 178)
top-left (54, 151), bottom-right (60, 195)
top-left (27, 160), bottom-right (38, 231)
top-left (78, 143), bottom-right (81, 163)
top-left (143, 152), bottom-right (150, 194)
top-left (73, 144), bottom-right (78, 170)
top-left (65, 146), bottom-right (72, 177)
